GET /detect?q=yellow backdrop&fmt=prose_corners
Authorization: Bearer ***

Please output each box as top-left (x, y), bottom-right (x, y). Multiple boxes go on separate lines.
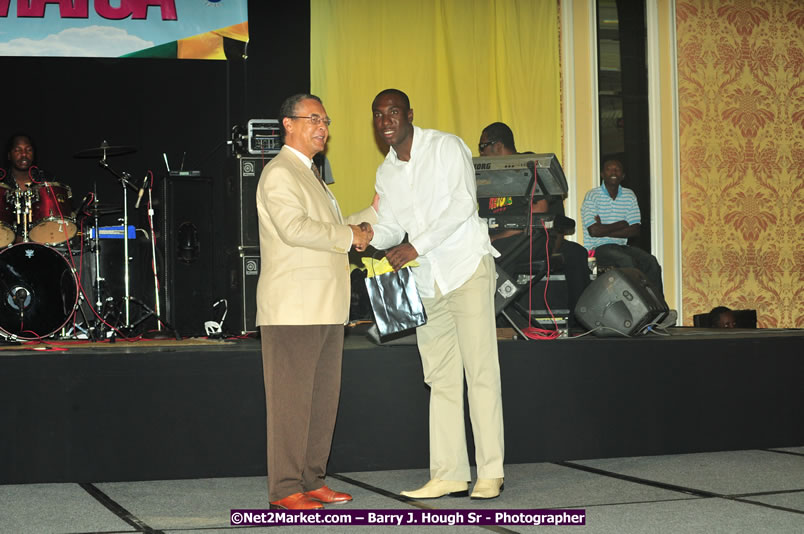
top-left (310, 0), bottom-right (561, 216)
top-left (677, 0), bottom-right (804, 327)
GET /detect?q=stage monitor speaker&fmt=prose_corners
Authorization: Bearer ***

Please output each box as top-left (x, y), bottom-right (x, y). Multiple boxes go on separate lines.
top-left (159, 175), bottom-right (216, 336)
top-left (574, 267), bottom-right (668, 337)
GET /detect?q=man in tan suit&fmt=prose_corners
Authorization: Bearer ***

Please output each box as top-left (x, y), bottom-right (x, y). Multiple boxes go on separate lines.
top-left (256, 93), bottom-right (376, 510)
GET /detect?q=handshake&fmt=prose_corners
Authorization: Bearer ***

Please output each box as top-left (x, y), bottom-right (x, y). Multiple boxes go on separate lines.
top-left (349, 222), bottom-right (373, 252)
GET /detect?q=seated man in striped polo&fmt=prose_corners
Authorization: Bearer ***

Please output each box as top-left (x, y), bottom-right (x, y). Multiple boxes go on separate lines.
top-left (581, 158), bottom-right (664, 300)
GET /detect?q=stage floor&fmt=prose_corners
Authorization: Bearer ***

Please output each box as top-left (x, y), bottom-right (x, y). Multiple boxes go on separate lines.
top-left (2, 326), bottom-right (802, 484)
top-left (1, 323), bottom-right (801, 355)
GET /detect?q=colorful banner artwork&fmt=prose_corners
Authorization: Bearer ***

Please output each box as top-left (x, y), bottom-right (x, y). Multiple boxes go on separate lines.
top-left (0, 0), bottom-right (248, 59)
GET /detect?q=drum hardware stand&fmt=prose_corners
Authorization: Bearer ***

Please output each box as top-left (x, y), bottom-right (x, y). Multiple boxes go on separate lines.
top-left (97, 156), bottom-right (137, 328)
top-left (63, 295), bottom-right (88, 338)
top-left (62, 294), bottom-right (103, 341)
top-left (92, 193), bottom-right (104, 310)
top-left (62, 189), bottom-right (106, 341)
top-left (13, 189), bottom-right (34, 242)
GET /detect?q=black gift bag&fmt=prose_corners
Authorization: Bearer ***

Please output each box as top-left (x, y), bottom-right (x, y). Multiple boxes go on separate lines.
top-left (364, 266), bottom-right (427, 338)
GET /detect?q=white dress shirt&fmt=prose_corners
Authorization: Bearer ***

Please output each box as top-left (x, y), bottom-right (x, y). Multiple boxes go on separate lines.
top-left (284, 144), bottom-right (349, 238)
top-left (371, 126), bottom-right (498, 298)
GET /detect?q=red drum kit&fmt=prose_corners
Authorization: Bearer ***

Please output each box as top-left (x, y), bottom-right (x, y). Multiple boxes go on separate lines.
top-left (0, 181), bottom-right (78, 247)
top-left (0, 142), bottom-right (169, 342)
top-left (0, 181), bottom-right (80, 340)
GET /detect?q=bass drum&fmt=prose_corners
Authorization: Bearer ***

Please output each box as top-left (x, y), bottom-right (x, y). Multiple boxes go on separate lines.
top-left (0, 243), bottom-right (78, 340)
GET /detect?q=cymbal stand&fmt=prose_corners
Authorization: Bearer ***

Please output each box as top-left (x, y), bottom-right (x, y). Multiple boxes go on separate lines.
top-left (98, 157), bottom-right (137, 328)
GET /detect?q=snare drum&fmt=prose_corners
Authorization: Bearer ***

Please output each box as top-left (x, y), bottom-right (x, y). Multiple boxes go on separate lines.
top-left (0, 243), bottom-right (78, 340)
top-left (0, 183), bottom-right (16, 247)
top-left (29, 181), bottom-right (78, 245)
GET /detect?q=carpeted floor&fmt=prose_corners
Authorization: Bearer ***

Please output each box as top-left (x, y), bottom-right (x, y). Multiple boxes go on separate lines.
top-left (2, 447), bottom-right (802, 533)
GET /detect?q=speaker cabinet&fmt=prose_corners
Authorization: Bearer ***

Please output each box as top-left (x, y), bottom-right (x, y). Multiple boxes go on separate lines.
top-left (226, 248), bottom-right (260, 334)
top-left (224, 156), bottom-right (272, 249)
top-left (574, 267), bottom-right (668, 337)
top-left (159, 175), bottom-right (216, 336)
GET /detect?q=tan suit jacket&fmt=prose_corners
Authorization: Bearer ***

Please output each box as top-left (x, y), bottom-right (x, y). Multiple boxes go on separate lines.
top-left (255, 146), bottom-right (376, 325)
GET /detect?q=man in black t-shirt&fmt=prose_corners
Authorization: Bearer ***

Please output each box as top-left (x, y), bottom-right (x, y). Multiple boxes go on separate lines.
top-left (479, 122), bottom-right (590, 326)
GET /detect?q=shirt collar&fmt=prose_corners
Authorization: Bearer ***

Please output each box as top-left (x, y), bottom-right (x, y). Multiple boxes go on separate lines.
top-left (600, 182), bottom-right (621, 198)
top-left (284, 145), bottom-right (313, 169)
top-left (387, 125), bottom-right (422, 164)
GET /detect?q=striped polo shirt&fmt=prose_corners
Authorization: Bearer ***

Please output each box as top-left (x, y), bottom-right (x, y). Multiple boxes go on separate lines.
top-left (581, 184), bottom-right (641, 250)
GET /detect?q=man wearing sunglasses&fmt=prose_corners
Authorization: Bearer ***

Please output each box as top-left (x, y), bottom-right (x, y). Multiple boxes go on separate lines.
top-left (479, 122), bottom-right (591, 328)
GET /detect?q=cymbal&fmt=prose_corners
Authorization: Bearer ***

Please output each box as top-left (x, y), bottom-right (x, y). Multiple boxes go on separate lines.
top-left (74, 142), bottom-right (136, 159)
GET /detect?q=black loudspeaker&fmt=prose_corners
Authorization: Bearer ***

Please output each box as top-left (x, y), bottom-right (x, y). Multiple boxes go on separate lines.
top-left (574, 267), bottom-right (668, 337)
top-left (222, 156), bottom-right (273, 334)
top-left (159, 175), bottom-right (216, 336)
top-left (494, 264), bottom-right (522, 315)
top-left (224, 156), bottom-right (272, 249)
top-left (226, 248), bottom-right (260, 334)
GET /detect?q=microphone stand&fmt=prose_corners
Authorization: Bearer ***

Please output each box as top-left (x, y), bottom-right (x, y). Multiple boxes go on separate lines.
top-left (128, 296), bottom-right (180, 340)
top-left (92, 190), bottom-right (103, 310)
top-left (145, 186), bottom-right (162, 331)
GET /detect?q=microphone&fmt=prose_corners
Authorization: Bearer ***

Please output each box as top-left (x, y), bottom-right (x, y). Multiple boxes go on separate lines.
top-left (135, 174), bottom-right (149, 208)
top-left (14, 287), bottom-right (28, 323)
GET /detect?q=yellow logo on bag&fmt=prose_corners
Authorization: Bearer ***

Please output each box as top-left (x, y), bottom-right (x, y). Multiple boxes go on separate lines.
top-left (362, 257), bottom-right (420, 277)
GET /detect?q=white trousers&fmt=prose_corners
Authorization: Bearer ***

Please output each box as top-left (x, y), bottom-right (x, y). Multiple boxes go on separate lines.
top-left (416, 254), bottom-right (505, 481)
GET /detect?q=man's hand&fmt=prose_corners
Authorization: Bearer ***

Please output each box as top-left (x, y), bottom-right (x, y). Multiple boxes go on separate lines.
top-left (594, 214), bottom-right (602, 224)
top-left (385, 243), bottom-right (419, 271)
top-left (372, 193), bottom-right (380, 211)
top-left (350, 223), bottom-right (372, 251)
top-left (359, 222), bottom-right (374, 241)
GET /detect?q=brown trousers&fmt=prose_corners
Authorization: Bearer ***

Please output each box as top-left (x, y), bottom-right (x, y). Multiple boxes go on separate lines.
top-left (260, 324), bottom-right (344, 501)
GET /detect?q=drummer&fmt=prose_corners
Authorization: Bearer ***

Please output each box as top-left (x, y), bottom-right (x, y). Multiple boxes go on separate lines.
top-left (0, 133), bottom-right (75, 246)
top-left (3, 133), bottom-right (38, 190)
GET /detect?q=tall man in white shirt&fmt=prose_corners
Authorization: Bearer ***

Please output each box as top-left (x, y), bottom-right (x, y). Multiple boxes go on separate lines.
top-left (369, 89), bottom-right (505, 500)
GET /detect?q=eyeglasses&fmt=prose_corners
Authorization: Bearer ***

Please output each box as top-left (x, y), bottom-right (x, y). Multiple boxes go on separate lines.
top-left (288, 115), bottom-right (332, 126)
top-left (478, 140), bottom-right (497, 152)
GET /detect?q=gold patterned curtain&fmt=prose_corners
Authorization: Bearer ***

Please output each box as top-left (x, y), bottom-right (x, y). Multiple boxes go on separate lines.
top-left (310, 0), bottom-right (561, 217)
top-left (677, 0), bottom-right (804, 327)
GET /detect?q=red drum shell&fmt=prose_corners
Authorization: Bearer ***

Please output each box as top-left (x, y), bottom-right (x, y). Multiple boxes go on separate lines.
top-left (0, 183), bottom-right (16, 247)
top-left (29, 182), bottom-right (77, 245)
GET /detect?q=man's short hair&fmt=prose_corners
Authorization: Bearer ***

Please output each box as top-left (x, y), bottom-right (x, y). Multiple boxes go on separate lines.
top-left (708, 306), bottom-right (732, 324)
top-left (277, 94), bottom-right (322, 141)
top-left (373, 88), bottom-right (410, 110)
top-left (601, 158), bottom-right (623, 172)
top-left (482, 122), bottom-right (516, 152)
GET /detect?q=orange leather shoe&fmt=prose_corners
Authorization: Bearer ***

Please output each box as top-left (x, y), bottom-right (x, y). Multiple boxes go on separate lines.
top-left (305, 485), bottom-right (353, 504)
top-left (270, 492), bottom-right (324, 510)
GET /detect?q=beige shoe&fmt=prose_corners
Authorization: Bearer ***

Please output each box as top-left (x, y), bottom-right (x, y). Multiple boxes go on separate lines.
top-left (400, 479), bottom-right (469, 499)
top-left (470, 478), bottom-right (504, 499)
